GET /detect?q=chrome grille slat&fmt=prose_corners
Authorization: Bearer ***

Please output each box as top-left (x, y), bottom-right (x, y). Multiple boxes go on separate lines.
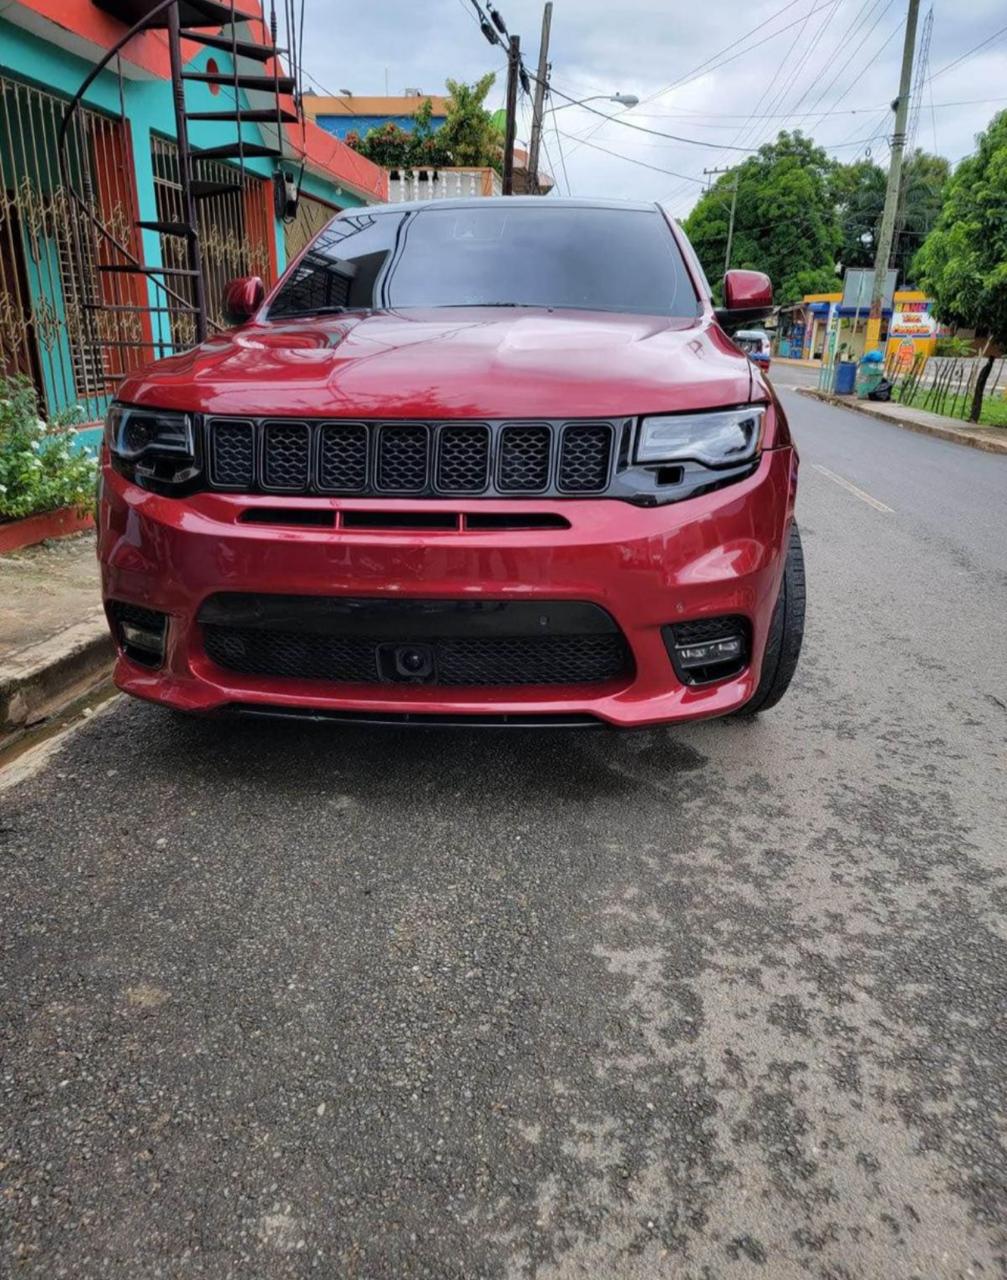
top-left (204, 418), bottom-right (623, 497)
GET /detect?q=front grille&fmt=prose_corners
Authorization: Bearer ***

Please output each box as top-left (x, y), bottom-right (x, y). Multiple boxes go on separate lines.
top-left (498, 424), bottom-right (551, 491)
top-left (262, 421), bottom-right (310, 490)
top-left (377, 424), bottom-right (428, 491)
top-left (319, 423), bottom-right (368, 493)
top-left (199, 595), bottom-right (632, 689)
top-left (559, 423), bottom-right (613, 492)
top-left (203, 417), bottom-right (622, 497)
top-left (437, 425), bottom-right (490, 492)
top-left (209, 418), bottom-right (255, 488)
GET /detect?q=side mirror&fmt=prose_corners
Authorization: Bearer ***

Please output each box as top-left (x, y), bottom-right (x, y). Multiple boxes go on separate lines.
top-left (716, 269), bottom-right (773, 331)
top-left (223, 276), bottom-right (265, 325)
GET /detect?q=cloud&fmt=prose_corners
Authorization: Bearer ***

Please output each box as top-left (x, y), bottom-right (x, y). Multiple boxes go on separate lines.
top-left (300, 0), bottom-right (1007, 214)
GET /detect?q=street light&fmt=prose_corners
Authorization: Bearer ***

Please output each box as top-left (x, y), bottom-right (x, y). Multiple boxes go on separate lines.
top-left (550, 92), bottom-right (639, 113)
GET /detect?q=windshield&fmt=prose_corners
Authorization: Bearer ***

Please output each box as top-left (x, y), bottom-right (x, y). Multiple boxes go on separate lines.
top-left (268, 205), bottom-right (699, 320)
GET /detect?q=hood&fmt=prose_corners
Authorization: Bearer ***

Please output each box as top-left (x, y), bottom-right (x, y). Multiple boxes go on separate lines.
top-left (119, 307), bottom-right (755, 420)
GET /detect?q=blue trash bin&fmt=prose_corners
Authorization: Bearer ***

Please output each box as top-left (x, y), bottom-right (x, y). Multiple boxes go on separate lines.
top-left (834, 360), bottom-right (858, 395)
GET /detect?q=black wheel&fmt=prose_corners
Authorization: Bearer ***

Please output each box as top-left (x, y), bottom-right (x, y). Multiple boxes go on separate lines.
top-left (733, 521), bottom-right (805, 717)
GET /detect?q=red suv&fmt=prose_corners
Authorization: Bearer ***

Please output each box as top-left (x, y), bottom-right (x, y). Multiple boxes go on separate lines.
top-left (99, 198), bottom-right (803, 728)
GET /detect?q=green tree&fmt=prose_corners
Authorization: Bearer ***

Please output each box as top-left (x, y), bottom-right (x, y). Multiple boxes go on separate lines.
top-left (684, 132), bottom-right (841, 306)
top-left (894, 149), bottom-right (950, 284)
top-left (831, 149), bottom-right (948, 283)
top-left (436, 73), bottom-right (501, 170)
top-left (913, 110), bottom-right (1007, 421)
top-left (831, 157), bottom-right (886, 270)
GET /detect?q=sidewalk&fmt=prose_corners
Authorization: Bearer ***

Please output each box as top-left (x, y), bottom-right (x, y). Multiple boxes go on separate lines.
top-left (796, 387), bottom-right (1007, 456)
top-left (0, 533), bottom-right (113, 740)
top-left (773, 355), bottom-right (822, 369)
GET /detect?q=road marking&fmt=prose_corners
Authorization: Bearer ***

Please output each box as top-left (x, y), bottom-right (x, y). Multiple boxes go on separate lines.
top-left (811, 463), bottom-right (894, 513)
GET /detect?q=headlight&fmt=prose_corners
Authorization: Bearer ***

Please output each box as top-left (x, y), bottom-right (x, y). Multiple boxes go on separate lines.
top-left (105, 405), bottom-right (198, 488)
top-left (636, 407), bottom-right (765, 468)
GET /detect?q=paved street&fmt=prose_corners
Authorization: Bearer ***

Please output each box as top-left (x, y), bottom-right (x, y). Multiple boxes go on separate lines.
top-left (2, 393), bottom-right (1006, 1279)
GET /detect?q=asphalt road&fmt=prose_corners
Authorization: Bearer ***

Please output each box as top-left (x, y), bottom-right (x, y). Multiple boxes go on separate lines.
top-left (3, 392), bottom-right (1006, 1279)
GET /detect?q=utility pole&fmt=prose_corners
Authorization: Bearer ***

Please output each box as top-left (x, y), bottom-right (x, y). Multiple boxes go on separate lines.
top-left (527, 2), bottom-right (552, 194)
top-left (704, 165), bottom-right (740, 273)
top-left (502, 33), bottom-right (521, 195)
top-left (473, 2), bottom-right (524, 194)
top-left (865, 0), bottom-right (921, 353)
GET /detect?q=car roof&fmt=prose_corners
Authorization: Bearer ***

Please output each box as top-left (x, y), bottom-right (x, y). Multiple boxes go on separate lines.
top-left (342, 196), bottom-right (662, 216)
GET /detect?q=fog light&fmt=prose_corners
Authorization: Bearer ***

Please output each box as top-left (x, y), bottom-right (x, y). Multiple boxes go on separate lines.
top-left (109, 602), bottom-right (167, 668)
top-left (663, 616), bottom-right (750, 686)
top-left (677, 636), bottom-right (743, 669)
top-left (120, 622), bottom-right (164, 657)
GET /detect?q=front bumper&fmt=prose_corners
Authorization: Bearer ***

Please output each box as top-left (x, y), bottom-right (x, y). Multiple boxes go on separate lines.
top-left (98, 447), bottom-right (796, 728)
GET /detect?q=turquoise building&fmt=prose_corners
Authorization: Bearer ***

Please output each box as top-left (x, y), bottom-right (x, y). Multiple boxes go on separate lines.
top-left (0, 0), bottom-right (387, 445)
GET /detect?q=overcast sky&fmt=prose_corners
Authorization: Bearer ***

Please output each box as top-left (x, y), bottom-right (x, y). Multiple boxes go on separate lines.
top-left (297, 1), bottom-right (1007, 217)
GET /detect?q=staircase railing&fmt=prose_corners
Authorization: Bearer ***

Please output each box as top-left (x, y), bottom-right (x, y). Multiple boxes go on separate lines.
top-left (57, 0), bottom-right (293, 401)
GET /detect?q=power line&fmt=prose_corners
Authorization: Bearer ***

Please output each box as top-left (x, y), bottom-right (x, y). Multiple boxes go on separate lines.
top-left (726, 0), bottom-right (819, 155)
top-left (555, 130), bottom-right (707, 182)
top-left (783, 0), bottom-right (879, 123)
top-left (642, 0), bottom-right (815, 101)
top-left (538, 118), bottom-right (564, 194)
top-left (626, 95), bottom-right (1007, 121)
top-left (927, 22), bottom-right (1007, 82)
top-left (906, 6), bottom-right (933, 154)
top-left (732, 0), bottom-right (842, 154)
top-left (554, 0), bottom-right (839, 164)
top-left (927, 61), bottom-right (939, 152)
top-left (796, 0), bottom-right (896, 127)
top-left (815, 16), bottom-right (904, 118)
top-left (300, 68), bottom-right (359, 113)
top-left (559, 121), bottom-right (901, 155)
top-left (538, 80), bottom-right (762, 151)
top-left (751, 0), bottom-right (845, 137)
top-left (551, 112), bottom-right (572, 195)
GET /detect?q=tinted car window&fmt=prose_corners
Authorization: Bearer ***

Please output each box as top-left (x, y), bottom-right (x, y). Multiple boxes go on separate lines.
top-left (269, 205), bottom-right (698, 319)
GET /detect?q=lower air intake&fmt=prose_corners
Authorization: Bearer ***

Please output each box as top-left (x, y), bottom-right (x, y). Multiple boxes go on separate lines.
top-left (199, 595), bottom-right (632, 688)
top-left (203, 628), bottom-right (629, 687)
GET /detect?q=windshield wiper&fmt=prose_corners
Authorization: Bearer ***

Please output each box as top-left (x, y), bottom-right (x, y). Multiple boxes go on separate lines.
top-left (270, 305), bottom-right (358, 319)
top-left (433, 302), bottom-right (553, 311)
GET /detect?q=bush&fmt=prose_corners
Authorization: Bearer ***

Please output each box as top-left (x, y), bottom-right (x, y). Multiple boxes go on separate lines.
top-left (0, 377), bottom-right (97, 521)
top-left (347, 99), bottom-right (452, 170)
top-left (346, 78), bottom-right (501, 172)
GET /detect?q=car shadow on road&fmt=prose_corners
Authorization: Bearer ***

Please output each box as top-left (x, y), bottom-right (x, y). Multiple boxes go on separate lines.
top-left (151, 702), bottom-right (716, 805)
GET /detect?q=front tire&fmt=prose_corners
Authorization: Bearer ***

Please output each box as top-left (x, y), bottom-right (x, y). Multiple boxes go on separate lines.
top-left (733, 521), bottom-right (805, 717)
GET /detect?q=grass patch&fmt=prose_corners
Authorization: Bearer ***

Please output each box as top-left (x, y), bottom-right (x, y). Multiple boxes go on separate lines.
top-left (893, 384), bottom-right (1007, 428)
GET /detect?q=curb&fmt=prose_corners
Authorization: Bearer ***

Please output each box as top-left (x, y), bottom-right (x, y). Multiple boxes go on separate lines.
top-left (794, 388), bottom-right (1007, 456)
top-left (0, 609), bottom-right (114, 741)
top-left (0, 508), bottom-right (94, 555)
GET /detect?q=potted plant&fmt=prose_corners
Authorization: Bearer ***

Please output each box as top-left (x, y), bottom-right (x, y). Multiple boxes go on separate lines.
top-left (0, 376), bottom-right (98, 553)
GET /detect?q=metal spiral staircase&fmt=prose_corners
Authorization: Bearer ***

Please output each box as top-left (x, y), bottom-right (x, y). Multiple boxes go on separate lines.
top-left (57, 0), bottom-right (298, 398)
